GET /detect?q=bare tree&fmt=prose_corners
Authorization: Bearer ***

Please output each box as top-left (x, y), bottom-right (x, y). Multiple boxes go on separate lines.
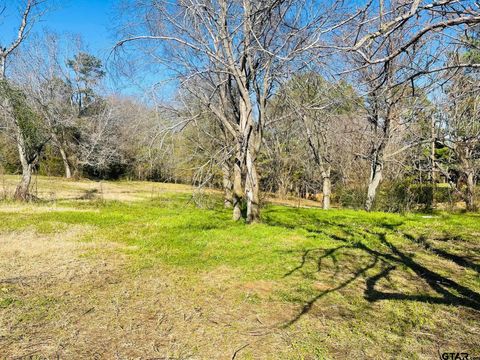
top-left (0, 1), bottom-right (46, 79)
top-left (339, 0), bottom-right (480, 72)
top-left (279, 74), bottom-right (361, 209)
top-left (0, 0), bottom-right (49, 200)
top-left (337, 1), bottom-right (435, 211)
top-left (13, 32), bottom-right (79, 179)
top-left (440, 67), bottom-right (480, 210)
top-left (116, 0), bottom-right (338, 222)
top-left (0, 80), bottom-right (50, 200)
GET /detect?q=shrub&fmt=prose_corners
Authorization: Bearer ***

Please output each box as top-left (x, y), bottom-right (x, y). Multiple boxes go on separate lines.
top-left (334, 185), bottom-right (367, 209)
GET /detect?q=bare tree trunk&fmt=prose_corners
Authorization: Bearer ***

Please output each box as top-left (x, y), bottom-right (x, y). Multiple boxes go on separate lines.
top-left (232, 143), bottom-right (243, 221)
top-left (2, 92), bottom-right (35, 201)
top-left (240, 95), bottom-right (260, 223)
top-left (322, 166), bottom-right (331, 210)
top-left (221, 160), bottom-right (233, 208)
top-left (465, 170), bottom-right (475, 211)
top-left (14, 128), bottom-right (33, 201)
top-left (365, 158), bottom-right (383, 212)
top-left (14, 164), bottom-right (33, 201)
top-left (59, 145), bottom-right (72, 179)
top-left (277, 176), bottom-right (289, 199)
top-left (430, 114), bottom-right (436, 207)
top-left (245, 148), bottom-right (260, 223)
top-left (0, 57), bottom-right (5, 80)
top-left (430, 116), bottom-right (436, 183)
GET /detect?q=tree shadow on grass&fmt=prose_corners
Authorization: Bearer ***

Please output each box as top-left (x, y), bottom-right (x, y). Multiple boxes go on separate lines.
top-left (269, 216), bottom-right (480, 326)
top-left (282, 251), bottom-right (379, 326)
top-left (401, 233), bottom-right (480, 274)
top-left (282, 245), bottom-right (347, 278)
top-left (361, 231), bottom-right (480, 311)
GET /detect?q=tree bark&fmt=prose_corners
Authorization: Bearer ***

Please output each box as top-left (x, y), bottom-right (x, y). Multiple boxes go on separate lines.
top-left (277, 176), bottom-right (289, 199)
top-left (0, 56), bottom-right (5, 80)
top-left (221, 160), bottom-right (233, 208)
top-left (240, 93), bottom-right (260, 223)
top-left (322, 166), bottom-right (332, 210)
top-left (14, 127), bottom-right (33, 201)
top-left (465, 170), bottom-right (475, 211)
top-left (430, 114), bottom-right (436, 207)
top-left (245, 148), bottom-right (260, 223)
top-left (430, 115), bottom-right (436, 183)
top-left (14, 164), bottom-right (33, 201)
top-left (232, 142), bottom-right (243, 221)
top-left (58, 145), bottom-right (72, 179)
top-left (365, 158), bottom-right (383, 212)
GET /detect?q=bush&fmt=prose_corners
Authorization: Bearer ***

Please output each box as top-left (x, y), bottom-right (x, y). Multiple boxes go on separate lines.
top-left (376, 181), bottom-right (432, 212)
top-left (375, 181), bottom-right (459, 212)
top-left (433, 184), bottom-right (455, 204)
top-left (334, 180), bottom-right (459, 213)
top-left (334, 185), bottom-right (367, 209)
top-left (38, 146), bottom-right (65, 177)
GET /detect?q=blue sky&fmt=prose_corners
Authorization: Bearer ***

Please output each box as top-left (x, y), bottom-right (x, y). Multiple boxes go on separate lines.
top-left (1, 0), bottom-right (117, 56)
top-left (44, 0), bottom-right (117, 56)
top-left (1, 0), bottom-right (157, 96)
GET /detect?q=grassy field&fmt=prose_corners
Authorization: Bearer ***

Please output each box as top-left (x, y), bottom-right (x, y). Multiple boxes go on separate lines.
top-left (0, 176), bottom-right (479, 359)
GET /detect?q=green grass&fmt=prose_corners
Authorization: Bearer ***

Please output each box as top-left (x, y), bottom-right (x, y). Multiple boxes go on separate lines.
top-left (3, 196), bottom-right (478, 275)
top-left (1, 185), bottom-right (479, 359)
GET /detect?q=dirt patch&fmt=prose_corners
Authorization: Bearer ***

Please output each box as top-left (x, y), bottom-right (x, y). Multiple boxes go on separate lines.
top-left (242, 280), bottom-right (276, 297)
top-left (0, 227), bottom-right (128, 358)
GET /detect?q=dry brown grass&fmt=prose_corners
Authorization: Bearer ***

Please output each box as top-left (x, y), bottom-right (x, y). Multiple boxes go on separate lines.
top-left (0, 175), bottom-right (324, 209)
top-left (0, 191), bottom-right (294, 359)
top-left (0, 175), bottom-right (194, 202)
top-left (0, 225), bottom-right (305, 359)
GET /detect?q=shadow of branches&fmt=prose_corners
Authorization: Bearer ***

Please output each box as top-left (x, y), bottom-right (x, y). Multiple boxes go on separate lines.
top-left (268, 214), bottom-right (480, 326)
